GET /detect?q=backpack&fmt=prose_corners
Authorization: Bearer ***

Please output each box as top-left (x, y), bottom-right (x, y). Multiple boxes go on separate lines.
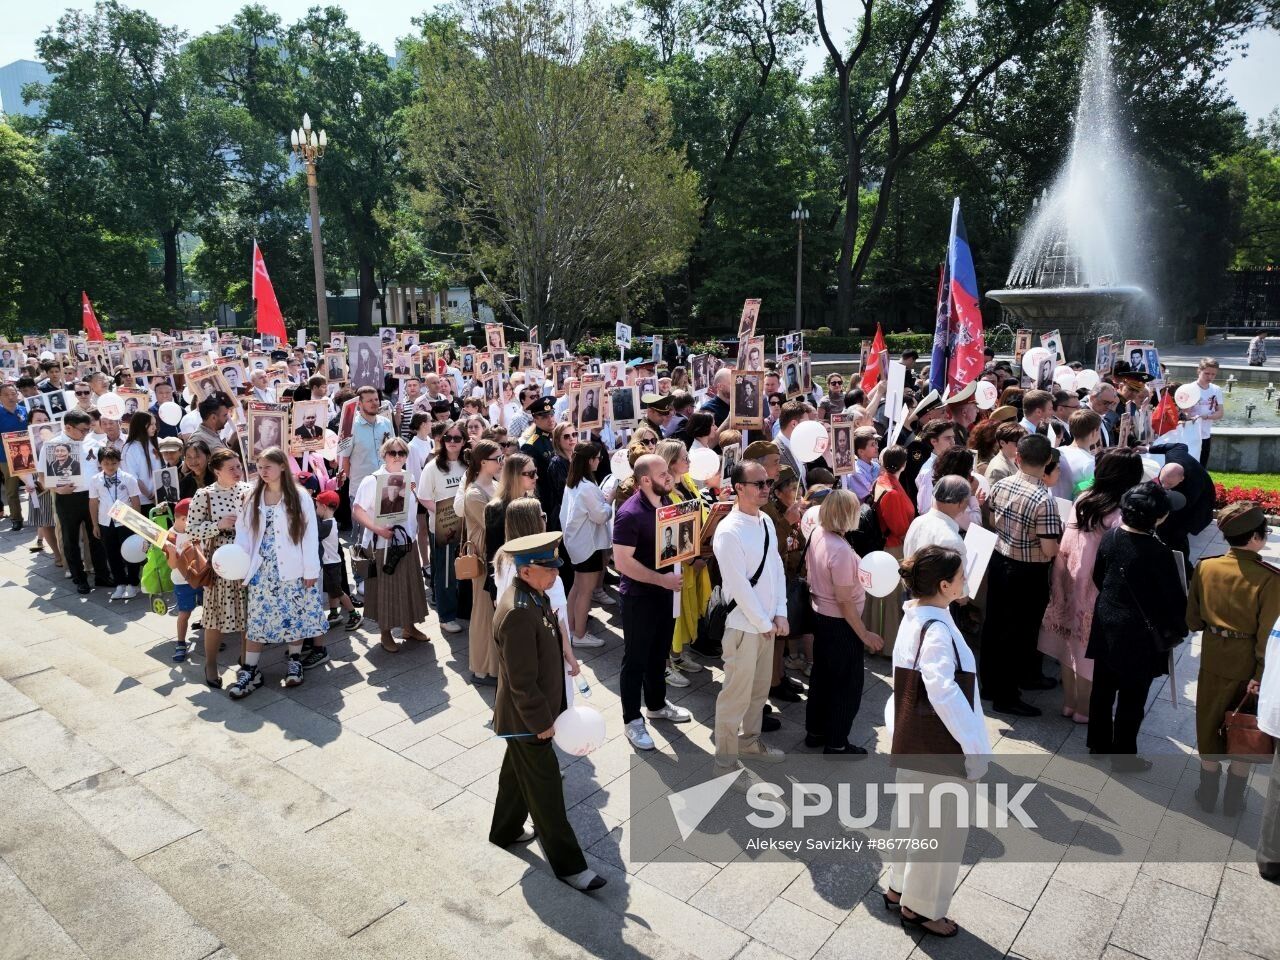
top-left (847, 489), bottom-right (886, 557)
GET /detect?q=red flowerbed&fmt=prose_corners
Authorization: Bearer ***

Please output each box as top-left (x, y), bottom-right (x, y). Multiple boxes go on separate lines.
top-left (1215, 483), bottom-right (1280, 513)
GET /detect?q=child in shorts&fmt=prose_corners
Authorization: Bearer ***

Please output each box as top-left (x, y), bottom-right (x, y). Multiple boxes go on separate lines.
top-left (303, 491), bottom-right (361, 669)
top-left (167, 499), bottom-right (203, 662)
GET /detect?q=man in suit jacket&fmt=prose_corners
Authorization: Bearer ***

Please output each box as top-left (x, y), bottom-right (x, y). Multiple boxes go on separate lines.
top-left (1151, 441), bottom-right (1215, 570)
top-left (489, 533), bottom-right (606, 893)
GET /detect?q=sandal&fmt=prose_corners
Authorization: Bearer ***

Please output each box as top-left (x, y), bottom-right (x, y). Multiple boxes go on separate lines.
top-left (880, 888), bottom-right (902, 912)
top-left (403, 629), bottom-right (431, 643)
top-left (379, 636), bottom-right (403, 653)
top-left (899, 907), bottom-right (959, 938)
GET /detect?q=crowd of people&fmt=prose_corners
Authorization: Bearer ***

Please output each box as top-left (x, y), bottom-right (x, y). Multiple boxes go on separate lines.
top-left (0, 332), bottom-right (1276, 922)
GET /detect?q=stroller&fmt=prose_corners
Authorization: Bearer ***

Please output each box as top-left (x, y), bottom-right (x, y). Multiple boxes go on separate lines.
top-left (138, 506), bottom-right (174, 616)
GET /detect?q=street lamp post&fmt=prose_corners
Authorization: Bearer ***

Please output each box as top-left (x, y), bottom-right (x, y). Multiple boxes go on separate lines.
top-left (290, 114), bottom-right (330, 344)
top-left (791, 203), bottom-right (809, 332)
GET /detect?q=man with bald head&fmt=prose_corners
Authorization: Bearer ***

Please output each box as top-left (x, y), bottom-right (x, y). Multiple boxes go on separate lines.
top-left (612, 454), bottom-right (693, 751)
top-left (700, 368), bottom-right (733, 427)
top-left (1152, 440), bottom-right (1213, 572)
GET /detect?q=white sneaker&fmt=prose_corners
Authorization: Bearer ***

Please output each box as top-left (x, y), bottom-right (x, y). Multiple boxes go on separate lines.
top-left (110, 585), bottom-right (126, 600)
top-left (440, 620), bottom-right (464, 634)
top-left (572, 632), bottom-right (605, 648)
top-left (592, 588), bottom-right (616, 606)
top-left (124, 585), bottom-right (138, 600)
top-left (626, 719), bottom-right (655, 750)
top-left (740, 740), bottom-right (785, 760)
top-left (644, 702), bottom-right (692, 724)
top-left (672, 651), bottom-right (703, 673)
top-left (664, 666), bottom-right (690, 688)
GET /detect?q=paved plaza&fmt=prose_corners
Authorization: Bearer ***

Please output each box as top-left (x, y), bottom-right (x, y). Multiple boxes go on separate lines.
top-left (1, 522), bottom-right (1278, 960)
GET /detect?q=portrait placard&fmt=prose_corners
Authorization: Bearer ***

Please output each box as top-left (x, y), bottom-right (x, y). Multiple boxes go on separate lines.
top-left (375, 472), bottom-right (409, 525)
top-left (292, 399), bottom-right (328, 451)
top-left (108, 500), bottom-right (168, 548)
top-left (2, 431), bottom-right (37, 476)
top-left (656, 499), bottom-right (701, 569)
top-left (484, 323), bottom-right (507, 355)
top-left (610, 386), bottom-right (639, 428)
top-left (730, 370), bottom-right (764, 431)
top-left (245, 402), bottom-right (290, 462)
top-left (41, 437), bottom-right (86, 491)
top-left (578, 374), bottom-right (604, 430)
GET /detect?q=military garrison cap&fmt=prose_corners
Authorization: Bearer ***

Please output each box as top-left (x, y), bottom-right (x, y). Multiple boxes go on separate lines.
top-left (1218, 502), bottom-right (1265, 538)
top-left (501, 531), bottom-right (564, 567)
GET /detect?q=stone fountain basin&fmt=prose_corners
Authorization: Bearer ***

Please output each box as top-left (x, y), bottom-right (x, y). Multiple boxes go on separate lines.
top-left (986, 285), bottom-right (1146, 320)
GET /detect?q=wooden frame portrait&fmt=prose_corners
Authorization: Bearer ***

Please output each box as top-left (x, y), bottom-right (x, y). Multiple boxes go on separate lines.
top-left (41, 437), bottom-right (86, 491)
top-left (780, 352), bottom-right (804, 398)
top-left (292, 399), bottom-right (328, 452)
top-left (741, 336), bottom-right (765, 372)
top-left (553, 361), bottom-right (575, 397)
top-left (610, 386), bottom-right (639, 428)
top-left (2, 431), bottom-right (36, 477)
top-left (578, 374), bottom-right (604, 430)
top-left (246, 402), bottom-right (290, 462)
top-left (519, 341), bottom-right (541, 371)
top-left (730, 370), bottom-right (764, 431)
top-left (484, 323), bottom-right (507, 355)
top-left (830, 414), bottom-right (854, 476)
top-left (656, 500), bottom-right (701, 570)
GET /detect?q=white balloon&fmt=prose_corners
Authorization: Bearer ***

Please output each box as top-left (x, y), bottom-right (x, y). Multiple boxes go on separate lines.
top-left (688, 446), bottom-right (720, 482)
top-left (120, 535), bottom-right (149, 564)
top-left (790, 420), bottom-right (830, 462)
top-left (158, 401), bottom-right (184, 426)
top-left (96, 393), bottom-right (125, 420)
top-left (211, 544), bottom-right (251, 581)
top-left (1174, 382), bottom-right (1202, 410)
top-left (974, 381), bottom-right (998, 410)
top-left (1053, 370), bottom-right (1077, 393)
top-left (179, 411), bottom-right (202, 434)
top-left (610, 447), bottom-right (633, 481)
top-left (552, 704), bottom-right (607, 757)
top-left (1021, 347), bottom-right (1051, 376)
top-left (1076, 369), bottom-right (1100, 391)
top-left (322, 428), bottom-right (340, 462)
top-left (859, 550), bottom-right (901, 598)
top-left (1141, 457), bottom-right (1161, 482)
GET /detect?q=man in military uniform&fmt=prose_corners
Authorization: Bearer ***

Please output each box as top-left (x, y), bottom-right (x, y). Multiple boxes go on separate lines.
top-left (641, 392), bottom-right (673, 437)
top-left (899, 390), bottom-right (946, 504)
top-left (1187, 502), bottom-right (1280, 816)
top-left (489, 533), bottom-right (606, 892)
top-left (520, 394), bottom-right (556, 504)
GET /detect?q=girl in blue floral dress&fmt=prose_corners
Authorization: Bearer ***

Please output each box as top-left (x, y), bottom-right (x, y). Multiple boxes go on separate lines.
top-left (228, 446), bottom-right (327, 699)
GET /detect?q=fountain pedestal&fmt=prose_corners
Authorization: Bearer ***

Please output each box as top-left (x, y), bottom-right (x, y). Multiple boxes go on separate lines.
top-left (987, 285), bottom-right (1145, 364)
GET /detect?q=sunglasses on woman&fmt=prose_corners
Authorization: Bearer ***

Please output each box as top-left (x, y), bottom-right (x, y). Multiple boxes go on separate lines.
top-left (640, 438), bottom-right (656, 447)
top-left (444, 435), bottom-right (464, 443)
top-left (385, 449), bottom-right (408, 458)
top-left (521, 469), bottom-right (538, 478)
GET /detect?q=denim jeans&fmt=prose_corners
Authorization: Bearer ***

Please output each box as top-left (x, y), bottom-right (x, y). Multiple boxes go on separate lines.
top-left (431, 529), bottom-right (459, 624)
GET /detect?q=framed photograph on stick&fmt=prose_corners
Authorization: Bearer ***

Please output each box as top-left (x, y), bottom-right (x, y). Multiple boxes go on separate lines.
top-left (610, 386), bottom-right (639, 428)
top-left (830, 414), bottom-right (854, 476)
top-left (484, 323), bottom-right (507, 354)
top-left (292, 399), bottom-right (328, 451)
top-left (730, 370), bottom-right (764, 431)
top-left (578, 374), bottom-right (604, 430)
top-left (41, 438), bottom-right (86, 491)
top-left (656, 500), bottom-right (701, 569)
top-left (374, 472), bottom-right (409, 526)
top-left (2, 431), bottom-right (37, 476)
top-left (107, 500), bottom-right (168, 548)
top-left (246, 402), bottom-right (290, 461)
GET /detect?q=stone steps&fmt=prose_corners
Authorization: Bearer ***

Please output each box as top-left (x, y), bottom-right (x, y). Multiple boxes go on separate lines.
top-left (0, 631), bottom-right (708, 960)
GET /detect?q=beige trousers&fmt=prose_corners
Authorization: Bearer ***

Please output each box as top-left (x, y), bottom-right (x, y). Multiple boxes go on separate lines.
top-left (714, 626), bottom-right (774, 768)
top-left (887, 767), bottom-right (973, 921)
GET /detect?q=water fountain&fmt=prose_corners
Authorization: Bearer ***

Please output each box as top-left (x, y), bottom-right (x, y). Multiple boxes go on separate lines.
top-left (987, 12), bottom-right (1150, 361)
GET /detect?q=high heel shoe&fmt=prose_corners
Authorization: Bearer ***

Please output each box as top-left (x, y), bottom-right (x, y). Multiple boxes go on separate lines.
top-left (899, 907), bottom-right (959, 938)
top-left (880, 889), bottom-right (902, 912)
top-left (204, 674), bottom-right (223, 689)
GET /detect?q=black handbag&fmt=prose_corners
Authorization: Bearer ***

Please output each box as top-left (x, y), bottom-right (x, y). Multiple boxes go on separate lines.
top-left (381, 525), bottom-right (412, 575)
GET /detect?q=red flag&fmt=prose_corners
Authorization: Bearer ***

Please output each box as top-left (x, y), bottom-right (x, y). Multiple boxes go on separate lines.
top-left (860, 323), bottom-right (887, 392)
top-left (251, 241), bottom-right (287, 343)
top-left (1152, 387), bottom-right (1179, 437)
top-left (81, 291), bottom-right (104, 342)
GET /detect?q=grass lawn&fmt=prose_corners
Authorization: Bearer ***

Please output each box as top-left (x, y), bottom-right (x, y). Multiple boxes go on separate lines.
top-left (1213, 471), bottom-right (1280, 492)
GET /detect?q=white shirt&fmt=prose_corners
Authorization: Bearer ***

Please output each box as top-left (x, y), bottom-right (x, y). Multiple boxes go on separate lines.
top-left (1190, 382), bottom-right (1224, 439)
top-left (560, 479), bottom-right (612, 564)
top-left (888, 602), bottom-right (991, 779)
top-left (712, 508), bottom-right (787, 636)
top-left (915, 455), bottom-right (936, 514)
top-left (1055, 444), bottom-right (1095, 500)
top-left (233, 491), bottom-right (320, 583)
top-left (319, 518), bottom-right (341, 565)
top-left (407, 436), bottom-right (434, 487)
top-left (903, 508), bottom-right (966, 564)
top-left (1258, 617), bottom-right (1280, 739)
top-left (354, 468), bottom-right (419, 545)
top-left (416, 459), bottom-right (465, 534)
top-left (87, 470), bottom-right (140, 525)
top-left (121, 440), bottom-right (159, 501)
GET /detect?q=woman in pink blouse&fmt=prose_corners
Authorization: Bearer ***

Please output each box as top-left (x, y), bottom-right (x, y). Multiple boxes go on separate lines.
top-left (806, 489), bottom-right (886, 754)
top-left (1038, 450), bottom-right (1144, 722)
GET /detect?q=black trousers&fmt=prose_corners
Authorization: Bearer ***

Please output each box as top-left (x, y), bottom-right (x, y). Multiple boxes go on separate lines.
top-left (806, 613), bottom-right (864, 749)
top-left (1199, 437), bottom-right (1211, 469)
top-left (56, 492), bottom-right (111, 588)
top-left (489, 739), bottom-right (587, 877)
top-left (620, 593), bottom-right (673, 723)
top-left (979, 553), bottom-right (1051, 704)
top-left (102, 523), bottom-right (140, 587)
top-left (1087, 659), bottom-right (1153, 754)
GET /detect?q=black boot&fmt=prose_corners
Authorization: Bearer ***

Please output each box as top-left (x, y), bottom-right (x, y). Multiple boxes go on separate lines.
top-left (1195, 767), bottom-right (1221, 813)
top-left (1223, 771), bottom-right (1249, 817)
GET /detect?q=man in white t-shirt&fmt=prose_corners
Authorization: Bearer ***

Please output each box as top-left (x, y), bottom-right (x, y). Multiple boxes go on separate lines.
top-left (1053, 408), bottom-right (1102, 501)
top-left (1189, 357), bottom-right (1224, 468)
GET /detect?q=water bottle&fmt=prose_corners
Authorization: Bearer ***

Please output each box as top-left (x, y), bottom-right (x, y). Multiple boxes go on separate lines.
top-left (576, 674), bottom-right (592, 698)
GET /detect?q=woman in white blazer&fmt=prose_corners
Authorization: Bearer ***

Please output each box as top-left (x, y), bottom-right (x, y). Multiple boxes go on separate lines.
top-left (560, 442), bottom-right (612, 648)
top-left (883, 545), bottom-right (991, 939)
top-left (227, 446), bottom-right (326, 699)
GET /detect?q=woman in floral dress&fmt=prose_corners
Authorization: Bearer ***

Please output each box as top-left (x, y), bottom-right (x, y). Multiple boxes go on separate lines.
top-left (185, 448), bottom-right (251, 687)
top-left (227, 447), bottom-right (326, 699)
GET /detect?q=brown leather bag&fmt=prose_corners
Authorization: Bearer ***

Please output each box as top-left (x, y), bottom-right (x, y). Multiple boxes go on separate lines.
top-left (172, 539), bottom-right (213, 589)
top-left (1222, 690), bottom-right (1275, 762)
top-left (891, 620), bottom-right (974, 774)
top-left (454, 541), bottom-right (484, 581)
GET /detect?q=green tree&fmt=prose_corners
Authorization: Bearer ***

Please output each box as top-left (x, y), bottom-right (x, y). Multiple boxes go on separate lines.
top-left (30, 0), bottom-right (234, 308)
top-left (405, 0), bottom-right (700, 344)
top-left (1220, 110), bottom-right (1280, 269)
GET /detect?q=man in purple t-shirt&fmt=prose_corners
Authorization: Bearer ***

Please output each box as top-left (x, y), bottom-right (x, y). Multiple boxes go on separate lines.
top-left (613, 454), bottom-right (692, 750)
